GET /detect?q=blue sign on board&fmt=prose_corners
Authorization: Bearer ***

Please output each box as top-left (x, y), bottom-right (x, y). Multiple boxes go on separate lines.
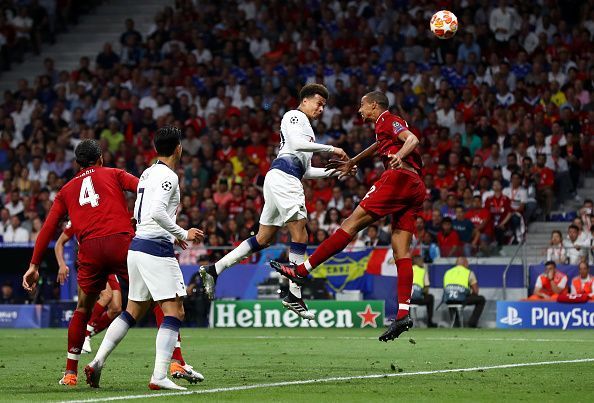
top-left (497, 301), bottom-right (594, 329)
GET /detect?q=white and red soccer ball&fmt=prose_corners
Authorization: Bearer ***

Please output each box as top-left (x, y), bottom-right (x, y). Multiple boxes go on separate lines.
top-left (430, 10), bottom-right (458, 39)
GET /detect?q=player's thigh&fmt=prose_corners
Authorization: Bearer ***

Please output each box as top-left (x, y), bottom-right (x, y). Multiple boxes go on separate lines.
top-left (136, 253), bottom-right (187, 302)
top-left (127, 250), bottom-right (151, 302)
top-left (264, 171), bottom-right (306, 225)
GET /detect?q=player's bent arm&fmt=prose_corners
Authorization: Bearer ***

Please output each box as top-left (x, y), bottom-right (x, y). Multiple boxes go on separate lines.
top-left (287, 133), bottom-right (335, 153)
top-left (394, 130), bottom-right (419, 159)
top-left (150, 200), bottom-right (189, 241)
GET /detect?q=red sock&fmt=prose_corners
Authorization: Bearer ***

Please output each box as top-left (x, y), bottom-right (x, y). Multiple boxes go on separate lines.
top-left (66, 310), bottom-right (90, 373)
top-left (172, 333), bottom-right (185, 365)
top-left (396, 258), bottom-right (413, 320)
top-left (86, 302), bottom-right (107, 336)
top-left (91, 311), bottom-right (116, 336)
top-left (297, 228), bottom-right (353, 276)
top-left (153, 305), bottom-right (164, 326)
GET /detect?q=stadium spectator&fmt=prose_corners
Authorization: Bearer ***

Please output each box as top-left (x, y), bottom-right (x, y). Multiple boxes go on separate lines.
top-left (564, 224), bottom-right (589, 265)
top-left (1, 281), bottom-right (19, 304)
top-left (528, 260), bottom-right (568, 301)
top-left (437, 217), bottom-right (462, 258)
top-left (410, 256), bottom-right (437, 328)
top-left (546, 230), bottom-right (568, 265)
top-left (453, 205), bottom-right (474, 257)
top-left (443, 257), bottom-right (485, 328)
top-left (3, 215), bottom-right (29, 242)
top-left (569, 261), bottom-right (594, 300)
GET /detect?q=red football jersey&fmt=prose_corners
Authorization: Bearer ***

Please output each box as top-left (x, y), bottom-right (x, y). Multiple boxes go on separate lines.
top-left (30, 166), bottom-right (138, 265)
top-left (484, 194), bottom-right (512, 226)
top-left (375, 110), bottom-right (422, 171)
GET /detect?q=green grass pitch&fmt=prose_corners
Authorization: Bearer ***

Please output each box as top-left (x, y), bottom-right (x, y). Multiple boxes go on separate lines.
top-left (1, 328), bottom-right (593, 402)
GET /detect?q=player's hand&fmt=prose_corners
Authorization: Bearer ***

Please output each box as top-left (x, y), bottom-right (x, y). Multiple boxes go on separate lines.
top-left (325, 159), bottom-right (356, 179)
top-left (332, 147), bottom-right (349, 161)
top-left (130, 217), bottom-right (137, 232)
top-left (187, 228), bottom-right (204, 243)
top-left (388, 153), bottom-right (403, 169)
top-left (175, 238), bottom-right (189, 250)
top-left (57, 264), bottom-right (69, 285)
top-left (23, 264), bottom-right (40, 292)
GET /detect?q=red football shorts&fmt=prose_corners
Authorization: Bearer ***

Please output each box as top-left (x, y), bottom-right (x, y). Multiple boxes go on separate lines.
top-left (106, 274), bottom-right (121, 292)
top-left (77, 233), bottom-right (133, 295)
top-left (359, 169), bottom-right (426, 233)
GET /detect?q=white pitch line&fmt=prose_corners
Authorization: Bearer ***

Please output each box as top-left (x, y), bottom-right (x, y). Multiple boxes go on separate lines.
top-left (60, 358), bottom-right (594, 403)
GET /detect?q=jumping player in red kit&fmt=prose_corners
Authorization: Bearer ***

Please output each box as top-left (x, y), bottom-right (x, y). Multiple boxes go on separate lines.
top-left (23, 139), bottom-right (139, 385)
top-left (271, 91), bottom-right (426, 341)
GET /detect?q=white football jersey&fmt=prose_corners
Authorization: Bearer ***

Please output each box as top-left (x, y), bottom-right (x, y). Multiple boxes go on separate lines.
top-left (278, 109), bottom-right (331, 172)
top-left (133, 162), bottom-right (186, 243)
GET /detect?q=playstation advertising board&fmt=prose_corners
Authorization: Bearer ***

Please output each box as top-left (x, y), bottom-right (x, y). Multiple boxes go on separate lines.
top-left (497, 301), bottom-right (594, 329)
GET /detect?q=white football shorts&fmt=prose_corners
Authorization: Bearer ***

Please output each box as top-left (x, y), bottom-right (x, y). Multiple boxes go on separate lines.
top-left (259, 169), bottom-right (307, 227)
top-left (127, 250), bottom-right (187, 302)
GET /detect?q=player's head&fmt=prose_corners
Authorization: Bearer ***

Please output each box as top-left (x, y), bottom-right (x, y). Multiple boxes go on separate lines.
top-left (359, 91), bottom-right (389, 121)
top-left (298, 83), bottom-right (328, 120)
top-left (75, 139), bottom-right (103, 168)
top-left (154, 125), bottom-right (182, 162)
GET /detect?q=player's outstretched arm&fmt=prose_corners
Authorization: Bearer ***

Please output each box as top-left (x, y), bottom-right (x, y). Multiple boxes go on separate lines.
top-left (325, 142), bottom-right (379, 178)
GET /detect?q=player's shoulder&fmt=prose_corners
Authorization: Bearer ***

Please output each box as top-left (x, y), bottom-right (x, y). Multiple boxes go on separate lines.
top-left (143, 163), bottom-right (178, 183)
top-left (282, 109), bottom-right (307, 125)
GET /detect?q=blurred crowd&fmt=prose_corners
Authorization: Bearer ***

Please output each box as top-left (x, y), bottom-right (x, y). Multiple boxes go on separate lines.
top-left (0, 0), bottom-right (104, 71)
top-left (0, 0), bottom-right (593, 264)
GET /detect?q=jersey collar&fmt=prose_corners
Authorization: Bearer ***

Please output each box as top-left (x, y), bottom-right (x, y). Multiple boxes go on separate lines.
top-left (376, 110), bottom-right (389, 124)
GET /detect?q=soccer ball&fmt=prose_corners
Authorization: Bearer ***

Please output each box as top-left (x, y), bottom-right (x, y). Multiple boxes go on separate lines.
top-left (430, 10), bottom-right (458, 39)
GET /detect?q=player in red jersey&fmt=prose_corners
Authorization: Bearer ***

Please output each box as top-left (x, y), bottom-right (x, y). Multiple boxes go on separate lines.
top-left (23, 139), bottom-right (138, 386)
top-left (54, 225), bottom-right (203, 384)
top-left (55, 224), bottom-right (123, 354)
top-left (271, 91), bottom-right (426, 341)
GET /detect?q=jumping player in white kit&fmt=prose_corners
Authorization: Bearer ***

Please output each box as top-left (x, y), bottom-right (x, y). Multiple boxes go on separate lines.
top-left (84, 126), bottom-right (204, 391)
top-left (199, 84), bottom-right (353, 319)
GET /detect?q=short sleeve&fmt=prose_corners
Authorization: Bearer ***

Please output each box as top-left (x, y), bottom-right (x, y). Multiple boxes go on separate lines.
top-left (558, 275), bottom-right (568, 289)
top-left (468, 270), bottom-right (478, 286)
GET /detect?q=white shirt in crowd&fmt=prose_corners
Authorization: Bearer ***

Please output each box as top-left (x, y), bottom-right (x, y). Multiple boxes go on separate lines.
top-left (3, 225), bottom-right (30, 243)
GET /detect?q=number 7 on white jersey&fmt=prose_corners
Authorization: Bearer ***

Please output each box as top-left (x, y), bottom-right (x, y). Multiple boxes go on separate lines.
top-left (79, 176), bottom-right (100, 207)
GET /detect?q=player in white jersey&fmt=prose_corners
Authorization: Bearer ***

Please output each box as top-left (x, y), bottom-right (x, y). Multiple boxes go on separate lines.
top-left (199, 84), bottom-right (352, 319)
top-left (84, 126), bottom-right (204, 391)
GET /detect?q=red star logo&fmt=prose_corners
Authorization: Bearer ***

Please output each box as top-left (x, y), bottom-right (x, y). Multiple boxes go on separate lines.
top-left (357, 304), bottom-right (380, 328)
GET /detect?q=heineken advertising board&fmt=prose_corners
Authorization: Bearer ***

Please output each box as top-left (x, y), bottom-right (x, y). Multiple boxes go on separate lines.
top-left (210, 300), bottom-right (385, 328)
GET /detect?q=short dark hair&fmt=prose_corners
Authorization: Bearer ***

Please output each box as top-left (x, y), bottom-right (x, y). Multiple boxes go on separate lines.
top-left (568, 224), bottom-right (579, 231)
top-left (544, 260), bottom-right (556, 267)
top-left (442, 217), bottom-right (453, 224)
top-left (75, 139), bottom-right (102, 168)
top-left (299, 84), bottom-right (329, 102)
top-left (154, 125), bottom-right (181, 157)
top-left (363, 91), bottom-right (389, 109)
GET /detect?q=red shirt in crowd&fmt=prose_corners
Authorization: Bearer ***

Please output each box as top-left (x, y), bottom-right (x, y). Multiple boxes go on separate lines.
top-left (465, 207), bottom-right (493, 238)
top-left (437, 230), bottom-right (461, 257)
top-left (484, 194), bottom-right (512, 227)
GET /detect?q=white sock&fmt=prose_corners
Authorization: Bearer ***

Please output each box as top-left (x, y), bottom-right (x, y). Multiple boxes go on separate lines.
top-left (304, 260), bottom-right (313, 272)
top-left (93, 312), bottom-right (135, 367)
top-left (289, 244), bottom-right (306, 299)
top-left (86, 324), bottom-right (95, 337)
top-left (153, 316), bottom-right (181, 380)
top-left (215, 236), bottom-right (264, 275)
